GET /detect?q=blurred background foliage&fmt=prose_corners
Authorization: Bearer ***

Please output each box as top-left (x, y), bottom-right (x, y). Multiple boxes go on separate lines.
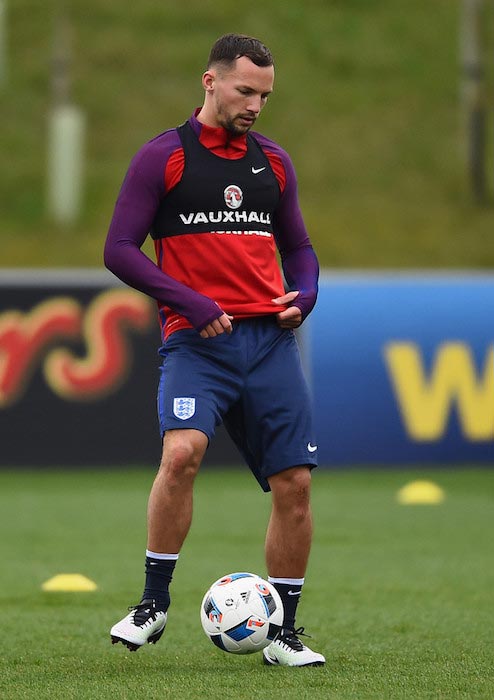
top-left (1, 0), bottom-right (494, 268)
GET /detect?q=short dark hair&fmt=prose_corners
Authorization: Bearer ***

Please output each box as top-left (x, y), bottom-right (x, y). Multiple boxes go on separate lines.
top-left (207, 33), bottom-right (274, 69)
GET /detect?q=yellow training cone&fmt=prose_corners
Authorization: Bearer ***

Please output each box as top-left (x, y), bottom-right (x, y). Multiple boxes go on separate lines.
top-left (42, 574), bottom-right (98, 592)
top-left (397, 480), bottom-right (445, 505)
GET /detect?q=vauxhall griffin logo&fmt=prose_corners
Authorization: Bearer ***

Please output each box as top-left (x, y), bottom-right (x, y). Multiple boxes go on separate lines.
top-left (224, 184), bottom-right (243, 210)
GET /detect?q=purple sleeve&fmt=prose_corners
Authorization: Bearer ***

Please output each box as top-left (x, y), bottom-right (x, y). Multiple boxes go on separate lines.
top-left (103, 131), bottom-right (223, 331)
top-left (256, 135), bottom-right (319, 320)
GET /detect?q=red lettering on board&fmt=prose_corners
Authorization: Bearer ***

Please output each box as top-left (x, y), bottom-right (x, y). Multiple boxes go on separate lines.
top-left (44, 289), bottom-right (153, 400)
top-left (0, 298), bottom-right (82, 407)
top-left (0, 290), bottom-right (154, 406)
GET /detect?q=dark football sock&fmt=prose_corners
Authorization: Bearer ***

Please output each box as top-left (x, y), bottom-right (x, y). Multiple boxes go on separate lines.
top-left (141, 552), bottom-right (178, 611)
top-left (268, 577), bottom-right (304, 632)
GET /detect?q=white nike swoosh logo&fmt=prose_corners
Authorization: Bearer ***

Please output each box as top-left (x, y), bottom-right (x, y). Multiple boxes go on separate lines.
top-left (307, 443), bottom-right (318, 453)
top-left (287, 590), bottom-right (301, 596)
top-left (252, 166), bottom-right (266, 174)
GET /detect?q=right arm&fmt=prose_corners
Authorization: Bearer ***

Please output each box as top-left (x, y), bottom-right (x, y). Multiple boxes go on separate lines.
top-left (104, 137), bottom-right (227, 334)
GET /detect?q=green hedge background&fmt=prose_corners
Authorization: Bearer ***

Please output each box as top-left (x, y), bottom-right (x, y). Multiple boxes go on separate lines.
top-left (2, 0), bottom-right (494, 268)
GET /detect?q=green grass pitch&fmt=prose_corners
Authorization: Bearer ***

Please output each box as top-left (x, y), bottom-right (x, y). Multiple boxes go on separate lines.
top-left (0, 467), bottom-right (493, 699)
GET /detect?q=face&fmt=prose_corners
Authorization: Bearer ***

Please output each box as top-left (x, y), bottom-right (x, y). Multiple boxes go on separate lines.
top-left (203, 56), bottom-right (274, 135)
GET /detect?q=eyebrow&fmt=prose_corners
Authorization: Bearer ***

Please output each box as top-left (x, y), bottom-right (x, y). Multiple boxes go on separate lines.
top-left (237, 84), bottom-right (273, 95)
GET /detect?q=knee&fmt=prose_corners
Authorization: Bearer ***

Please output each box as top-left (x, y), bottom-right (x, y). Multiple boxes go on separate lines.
top-left (159, 432), bottom-right (205, 485)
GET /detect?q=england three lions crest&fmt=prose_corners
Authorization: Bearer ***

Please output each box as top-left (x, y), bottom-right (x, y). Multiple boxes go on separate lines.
top-left (173, 397), bottom-right (196, 420)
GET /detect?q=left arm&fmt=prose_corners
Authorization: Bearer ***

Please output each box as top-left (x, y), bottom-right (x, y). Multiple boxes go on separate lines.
top-left (271, 150), bottom-right (319, 327)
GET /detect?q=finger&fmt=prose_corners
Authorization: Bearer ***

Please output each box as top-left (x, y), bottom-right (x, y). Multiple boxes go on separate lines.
top-left (276, 306), bottom-right (302, 328)
top-left (277, 306), bottom-right (302, 321)
top-left (277, 318), bottom-right (301, 329)
top-left (214, 315), bottom-right (234, 334)
top-left (200, 316), bottom-right (231, 338)
top-left (218, 314), bottom-right (233, 334)
top-left (210, 319), bottom-right (224, 335)
top-left (200, 323), bottom-right (216, 338)
top-left (272, 290), bottom-right (300, 305)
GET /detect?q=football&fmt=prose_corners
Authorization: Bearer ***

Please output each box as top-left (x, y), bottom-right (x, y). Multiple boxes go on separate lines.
top-left (200, 572), bottom-right (284, 654)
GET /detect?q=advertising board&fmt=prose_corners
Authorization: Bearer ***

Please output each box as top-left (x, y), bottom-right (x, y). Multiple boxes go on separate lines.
top-left (2, 270), bottom-right (493, 468)
top-left (0, 270), bottom-right (238, 467)
top-left (309, 273), bottom-right (494, 465)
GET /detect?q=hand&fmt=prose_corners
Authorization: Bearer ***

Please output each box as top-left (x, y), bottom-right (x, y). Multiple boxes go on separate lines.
top-left (272, 290), bottom-right (302, 329)
top-left (199, 313), bottom-right (234, 338)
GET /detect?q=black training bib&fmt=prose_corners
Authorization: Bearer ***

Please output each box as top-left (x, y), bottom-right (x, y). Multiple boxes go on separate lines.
top-left (150, 121), bottom-right (280, 240)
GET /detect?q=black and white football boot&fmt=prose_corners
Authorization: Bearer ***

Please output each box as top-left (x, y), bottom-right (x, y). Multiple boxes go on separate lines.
top-left (110, 599), bottom-right (167, 651)
top-left (262, 627), bottom-right (325, 667)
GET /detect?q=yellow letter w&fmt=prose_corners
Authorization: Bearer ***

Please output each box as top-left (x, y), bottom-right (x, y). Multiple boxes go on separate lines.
top-left (384, 342), bottom-right (494, 441)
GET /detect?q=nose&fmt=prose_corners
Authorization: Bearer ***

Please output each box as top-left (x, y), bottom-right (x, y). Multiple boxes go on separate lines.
top-left (246, 95), bottom-right (262, 115)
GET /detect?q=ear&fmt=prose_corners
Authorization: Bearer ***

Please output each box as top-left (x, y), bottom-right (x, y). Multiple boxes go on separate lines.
top-left (202, 70), bottom-right (216, 92)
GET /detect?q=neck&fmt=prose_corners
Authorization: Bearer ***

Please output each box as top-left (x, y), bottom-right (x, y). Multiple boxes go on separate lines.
top-left (195, 106), bottom-right (219, 129)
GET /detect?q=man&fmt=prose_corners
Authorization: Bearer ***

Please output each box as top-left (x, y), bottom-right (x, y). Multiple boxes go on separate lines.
top-left (104, 33), bottom-right (324, 668)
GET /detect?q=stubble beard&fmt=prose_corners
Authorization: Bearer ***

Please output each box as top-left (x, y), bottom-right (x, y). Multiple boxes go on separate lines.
top-left (216, 102), bottom-right (255, 136)
top-left (220, 115), bottom-right (252, 136)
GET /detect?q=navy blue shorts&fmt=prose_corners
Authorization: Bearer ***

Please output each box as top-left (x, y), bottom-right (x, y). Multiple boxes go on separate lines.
top-left (157, 317), bottom-right (317, 492)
